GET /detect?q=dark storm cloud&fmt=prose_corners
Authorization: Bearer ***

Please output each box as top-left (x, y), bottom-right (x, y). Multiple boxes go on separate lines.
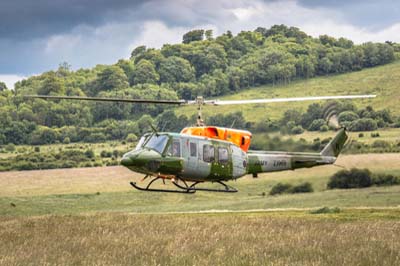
top-left (1, 0), bottom-right (400, 80)
top-left (297, 0), bottom-right (400, 30)
top-left (0, 0), bottom-right (145, 40)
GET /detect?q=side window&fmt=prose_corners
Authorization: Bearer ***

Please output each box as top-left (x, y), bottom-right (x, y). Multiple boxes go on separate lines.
top-left (203, 144), bottom-right (215, 162)
top-left (167, 139), bottom-right (181, 157)
top-left (218, 147), bottom-right (229, 164)
top-left (190, 142), bottom-right (197, 157)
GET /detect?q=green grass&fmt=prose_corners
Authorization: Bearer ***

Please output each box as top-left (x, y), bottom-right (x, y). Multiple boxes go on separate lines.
top-left (176, 60), bottom-right (400, 121)
top-left (283, 128), bottom-right (400, 144)
top-left (1, 210), bottom-right (399, 266)
top-left (1, 153), bottom-right (400, 265)
top-left (1, 153), bottom-right (399, 216)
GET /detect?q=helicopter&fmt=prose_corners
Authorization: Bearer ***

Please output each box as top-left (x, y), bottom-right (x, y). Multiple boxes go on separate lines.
top-left (26, 94), bottom-right (376, 193)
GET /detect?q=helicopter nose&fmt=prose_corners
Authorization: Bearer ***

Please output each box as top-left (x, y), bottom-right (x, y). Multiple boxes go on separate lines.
top-left (120, 149), bottom-right (161, 169)
top-left (121, 156), bottom-right (133, 167)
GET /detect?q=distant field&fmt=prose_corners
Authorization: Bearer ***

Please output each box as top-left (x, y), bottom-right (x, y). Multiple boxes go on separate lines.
top-left (281, 127), bottom-right (400, 144)
top-left (176, 60), bottom-right (400, 121)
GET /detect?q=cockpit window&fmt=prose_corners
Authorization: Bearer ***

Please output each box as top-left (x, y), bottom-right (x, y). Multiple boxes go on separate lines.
top-left (167, 139), bottom-right (181, 157)
top-left (143, 135), bottom-right (169, 154)
top-left (135, 136), bottom-right (147, 151)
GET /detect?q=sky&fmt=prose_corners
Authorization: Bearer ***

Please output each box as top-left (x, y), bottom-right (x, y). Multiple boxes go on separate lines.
top-left (1, 0), bottom-right (399, 89)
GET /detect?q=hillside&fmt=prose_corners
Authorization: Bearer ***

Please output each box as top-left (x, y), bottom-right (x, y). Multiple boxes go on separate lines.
top-left (177, 60), bottom-right (400, 122)
top-left (0, 24), bottom-right (399, 145)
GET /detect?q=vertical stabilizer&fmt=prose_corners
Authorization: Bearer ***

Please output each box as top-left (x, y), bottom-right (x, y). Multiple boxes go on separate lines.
top-left (320, 128), bottom-right (348, 157)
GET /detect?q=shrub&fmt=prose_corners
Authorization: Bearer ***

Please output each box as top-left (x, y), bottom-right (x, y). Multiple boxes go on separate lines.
top-left (349, 118), bottom-right (378, 131)
top-left (84, 133), bottom-right (107, 143)
top-left (371, 140), bottom-right (390, 148)
top-left (63, 137), bottom-right (71, 144)
top-left (34, 146), bottom-right (40, 152)
top-left (289, 182), bottom-right (313, 193)
top-left (290, 125), bottom-right (304, 135)
top-left (270, 182), bottom-right (314, 195)
top-left (269, 183), bottom-right (292, 195)
top-left (319, 125), bottom-right (329, 132)
top-left (371, 132), bottom-right (380, 138)
top-left (310, 207), bottom-right (341, 214)
top-left (100, 150), bottom-right (113, 158)
top-left (84, 149), bottom-right (95, 159)
top-left (338, 111), bottom-right (359, 123)
top-left (358, 133), bottom-right (364, 138)
top-left (372, 174), bottom-right (400, 186)
top-left (308, 119), bottom-right (326, 131)
top-left (5, 144), bottom-right (15, 152)
top-left (126, 133), bottom-right (137, 142)
top-left (327, 168), bottom-right (372, 189)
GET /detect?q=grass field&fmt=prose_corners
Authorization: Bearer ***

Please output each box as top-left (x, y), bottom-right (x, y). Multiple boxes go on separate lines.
top-left (1, 153), bottom-right (399, 216)
top-left (1, 153), bottom-right (400, 265)
top-left (176, 60), bottom-right (400, 121)
top-left (282, 127), bottom-right (400, 144)
top-left (1, 210), bottom-right (399, 266)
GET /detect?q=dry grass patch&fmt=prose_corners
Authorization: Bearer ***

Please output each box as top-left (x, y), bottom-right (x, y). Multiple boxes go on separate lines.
top-left (0, 212), bottom-right (399, 266)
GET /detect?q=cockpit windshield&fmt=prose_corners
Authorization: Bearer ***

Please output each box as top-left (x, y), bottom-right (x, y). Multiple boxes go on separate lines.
top-left (143, 135), bottom-right (169, 154)
top-left (135, 136), bottom-right (147, 151)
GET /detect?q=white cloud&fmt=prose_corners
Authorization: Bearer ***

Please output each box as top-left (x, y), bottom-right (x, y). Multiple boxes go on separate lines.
top-left (0, 74), bottom-right (27, 90)
top-left (128, 20), bottom-right (218, 50)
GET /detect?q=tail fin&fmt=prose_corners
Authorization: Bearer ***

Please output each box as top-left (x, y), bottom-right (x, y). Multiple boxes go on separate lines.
top-left (320, 128), bottom-right (348, 157)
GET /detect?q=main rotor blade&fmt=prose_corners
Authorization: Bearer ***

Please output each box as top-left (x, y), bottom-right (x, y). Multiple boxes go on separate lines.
top-left (23, 95), bottom-right (187, 105)
top-left (205, 95), bottom-right (376, 106)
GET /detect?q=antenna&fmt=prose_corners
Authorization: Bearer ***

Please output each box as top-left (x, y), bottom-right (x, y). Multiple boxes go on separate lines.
top-left (148, 123), bottom-right (159, 137)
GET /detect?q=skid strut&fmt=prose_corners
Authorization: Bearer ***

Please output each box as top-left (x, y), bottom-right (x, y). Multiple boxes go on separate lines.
top-left (130, 176), bottom-right (238, 193)
top-left (173, 180), bottom-right (238, 193)
top-left (130, 176), bottom-right (195, 194)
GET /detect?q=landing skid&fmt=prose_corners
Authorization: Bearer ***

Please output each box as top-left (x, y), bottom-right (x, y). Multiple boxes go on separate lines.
top-left (130, 177), bottom-right (195, 194)
top-left (130, 176), bottom-right (238, 194)
top-left (173, 180), bottom-right (238, 193)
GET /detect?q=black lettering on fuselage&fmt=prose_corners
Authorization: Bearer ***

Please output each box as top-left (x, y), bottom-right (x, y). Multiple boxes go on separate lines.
top-left (255, 160), bottom-right (268, 166)
top-left (273, 160), bottom-right (287, 167)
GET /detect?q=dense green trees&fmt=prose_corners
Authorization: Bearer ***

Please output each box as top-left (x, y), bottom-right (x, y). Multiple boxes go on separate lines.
top-left (0, 25), bottom-right (398, 145)
top-left (0, 81), bottom-right (7, 91)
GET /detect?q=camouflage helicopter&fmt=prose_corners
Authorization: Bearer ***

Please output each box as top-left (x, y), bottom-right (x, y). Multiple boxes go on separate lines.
top-left (26, 94), bottom-right (375, 193)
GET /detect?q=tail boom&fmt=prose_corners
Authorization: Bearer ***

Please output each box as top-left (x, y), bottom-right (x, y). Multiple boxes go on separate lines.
top-left (246, 128), bottom-right (347, 175)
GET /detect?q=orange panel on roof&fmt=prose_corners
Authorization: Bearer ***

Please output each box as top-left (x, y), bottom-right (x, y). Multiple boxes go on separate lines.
top-left (181, 126), bottom-right (252, 152)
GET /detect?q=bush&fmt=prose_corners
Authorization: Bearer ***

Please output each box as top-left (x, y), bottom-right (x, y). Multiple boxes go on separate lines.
top-left (358, 133), bottom-right (364, 138)
top-left (100, 150), bottom-right (113, 158)
top-left (5, 144), bottom-right (15, 152)
top-left (84, 149), bottom-right (95, 159)
top-left (310, 207), bottom-right (341, 214)
top-left (319, 125), bottom-right (329, 132)
top-left (349, 118), bottom-right (378, 131)
top-left (371, 140), bottom-right (390, 148)
top-left (308, 119), bottom-right (326, 131)
top-left (63, 137), bottom-right (71, 144)
top-left (327, 168), bottom-right (372, 189)
top-left (290, 125), bottom-right (304, 135)
top-left (84, 133), bottom-right (107, 143)
top-left (270, 182), bottom-right (314, 195)
top-left (34, 146), bottom-right (40, 152)
top-left (338, 111), bottom-right (359, 123)
top-left (372, 174), bottom-right (400, 186)
top-left (126, 133), bottom-right (137, 142)
top-left (371, 132), bottom-right (380, 138)
top-left (289, 182), bottom-right (314, 193)
top-left (269, 183), bottom-right (292, 195)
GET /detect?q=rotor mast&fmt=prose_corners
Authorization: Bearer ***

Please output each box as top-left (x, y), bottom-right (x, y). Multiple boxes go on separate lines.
top-left (196, 96), bottom-right (205, 126)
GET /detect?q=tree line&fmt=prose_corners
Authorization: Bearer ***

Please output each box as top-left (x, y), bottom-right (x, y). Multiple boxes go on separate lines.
top-left (0, 25), bottom-right (398, 145)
